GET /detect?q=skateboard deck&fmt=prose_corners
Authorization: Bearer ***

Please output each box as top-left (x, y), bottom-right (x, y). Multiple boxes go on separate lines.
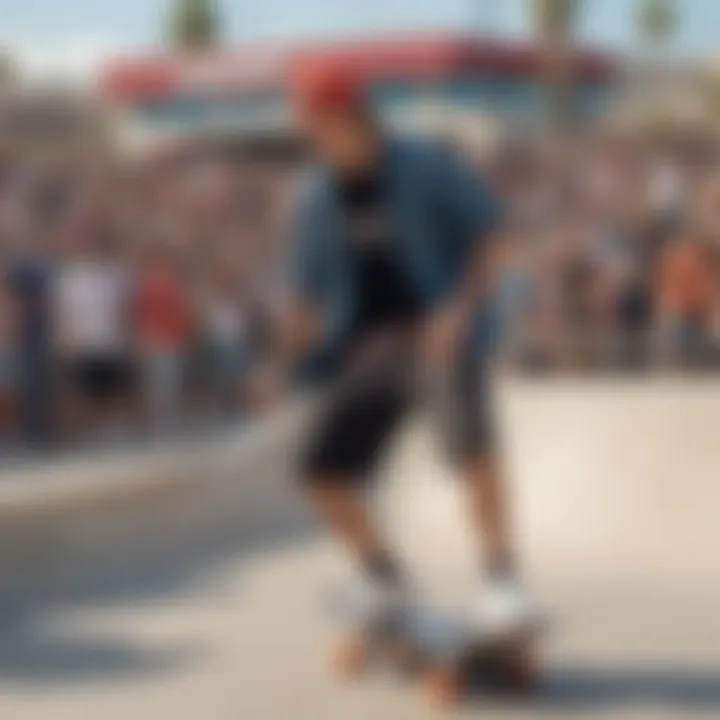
top-left (422, 624), bottom-right (541, 706)
top-left (331, 601), bottom-right (543, 706)
top-left (405, 603), bottom-right (542, 706)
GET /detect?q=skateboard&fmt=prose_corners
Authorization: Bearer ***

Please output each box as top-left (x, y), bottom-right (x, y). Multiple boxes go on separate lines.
top-left (331, 601), bottom-right (542, 706)
top-left (422, 623), bottom-right (542, 707)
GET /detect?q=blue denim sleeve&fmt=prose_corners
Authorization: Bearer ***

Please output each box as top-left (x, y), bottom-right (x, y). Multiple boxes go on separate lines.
top-left (433, 146), bottom-right (503, 252)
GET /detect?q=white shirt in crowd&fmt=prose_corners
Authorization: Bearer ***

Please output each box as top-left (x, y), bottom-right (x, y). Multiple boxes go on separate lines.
top-left (55, 260), bottom-right (130, 355)
top-left (204, 295), bottom-right (247, 347)
top-left (648, 161), bottom-right (685, 216)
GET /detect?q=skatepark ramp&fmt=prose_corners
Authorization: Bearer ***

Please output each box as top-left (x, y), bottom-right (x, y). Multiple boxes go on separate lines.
top-left (1, 379), bottom-right (719, 719)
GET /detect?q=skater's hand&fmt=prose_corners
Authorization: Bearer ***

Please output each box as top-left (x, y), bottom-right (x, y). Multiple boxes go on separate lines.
top-left (421, 302), bottom-right (468, 368)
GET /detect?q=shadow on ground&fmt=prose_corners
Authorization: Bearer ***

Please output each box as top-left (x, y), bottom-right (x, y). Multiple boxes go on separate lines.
top-left (467, 666), bottom-right (720, 714)
top-left (0, 514), bottom-right (318, 685)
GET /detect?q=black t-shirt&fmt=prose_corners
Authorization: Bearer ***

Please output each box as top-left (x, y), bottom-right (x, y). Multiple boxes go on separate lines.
top-left (336, 170), bottom-right (422, 340)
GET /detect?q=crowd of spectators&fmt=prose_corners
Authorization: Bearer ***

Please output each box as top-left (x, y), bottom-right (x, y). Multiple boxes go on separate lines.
top-left (0, 145), bottom-right (296, 450)
top-left (485, 127), bottom-right (720, 373)
top-left (1, 124), bottom-right (720, 452)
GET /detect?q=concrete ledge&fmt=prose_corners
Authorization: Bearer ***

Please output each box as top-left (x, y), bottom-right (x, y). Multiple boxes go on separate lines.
top-left (0, 399), bottom-right (316, 593)
top-left (0, 399), bottom-right (309, 515)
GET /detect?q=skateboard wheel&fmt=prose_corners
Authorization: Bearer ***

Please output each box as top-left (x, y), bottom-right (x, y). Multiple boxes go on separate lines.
top-left (331, 636), bottom-right (370, 678)
top-left (426, 668), bottom-right (464, 708)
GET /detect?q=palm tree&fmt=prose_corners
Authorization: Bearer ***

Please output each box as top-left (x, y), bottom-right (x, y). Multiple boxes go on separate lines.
top-left (636, 0), bottom-right (677, 52)
top-left (529, 0), bottom-right (581, 126)
top-left (634, 0), bottom-right (678, 110)
top-left (167, 0), bottom-right (221, 53)
top-left (0, 50), bottom-right (17, 87)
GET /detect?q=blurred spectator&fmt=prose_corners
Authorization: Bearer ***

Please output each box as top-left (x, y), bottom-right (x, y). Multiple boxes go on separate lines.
top-left (0, 269), bottom-right (18, 441)
top-left (54, 221), bottom-right (133, 440)
top-left (8, 229), bottom-right (54, 448)
top-left (135, 242), bottom-right (191, 434)
top-left (656, 233), bottom-right (715, 368)
top-left (199, 261), bottom-right (251, 419)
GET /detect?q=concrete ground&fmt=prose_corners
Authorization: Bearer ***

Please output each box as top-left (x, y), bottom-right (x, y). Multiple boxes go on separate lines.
top-left (1, 380), bottom-right (719, 719)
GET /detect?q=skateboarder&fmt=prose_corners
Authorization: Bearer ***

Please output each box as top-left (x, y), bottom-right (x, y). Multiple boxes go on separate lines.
top-left (278, 60), bottom-right (535, 667)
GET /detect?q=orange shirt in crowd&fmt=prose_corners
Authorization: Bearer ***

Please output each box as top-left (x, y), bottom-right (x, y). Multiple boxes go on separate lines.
top-left (135, 270), bottom-right (190, 351)
top-left (657, 241), bottom-right (715, 321)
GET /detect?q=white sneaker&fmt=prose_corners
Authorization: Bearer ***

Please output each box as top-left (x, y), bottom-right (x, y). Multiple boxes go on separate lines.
top-left (474, 577), bottom-right (538, 637)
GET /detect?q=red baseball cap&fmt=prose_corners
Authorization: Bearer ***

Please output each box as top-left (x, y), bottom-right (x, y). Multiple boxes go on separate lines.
top-left (291, 57), bottom-right (367, 119)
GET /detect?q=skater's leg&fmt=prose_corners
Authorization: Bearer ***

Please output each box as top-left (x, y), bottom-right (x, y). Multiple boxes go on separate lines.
top-left (441, 351), bottom-right (515, 574)
top-left (462, 450), bottom-right (515, 579)
top-left (300, 371), bottom-right (413, 672)
top-left (441, 353), bottom-right (535, 631)
top-left (300, 368), bottom-right (412, 578)
top-left (306, 481), bottom-right (399, 581)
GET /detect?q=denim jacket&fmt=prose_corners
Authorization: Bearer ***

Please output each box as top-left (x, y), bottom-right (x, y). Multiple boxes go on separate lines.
top-left (289, 135), bottom-right (502, 373)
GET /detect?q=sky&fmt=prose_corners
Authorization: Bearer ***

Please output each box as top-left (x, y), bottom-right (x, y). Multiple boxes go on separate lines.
top-left (0, 0), bottom-right (719, 82)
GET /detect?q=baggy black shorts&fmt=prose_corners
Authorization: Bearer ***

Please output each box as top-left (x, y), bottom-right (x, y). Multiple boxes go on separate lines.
top-left (301, 351), bottom-right (496, 484)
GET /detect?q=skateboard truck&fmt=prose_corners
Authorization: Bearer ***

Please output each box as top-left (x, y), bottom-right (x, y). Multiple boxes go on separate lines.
top-left (424, 625), bottom-right (542, 707)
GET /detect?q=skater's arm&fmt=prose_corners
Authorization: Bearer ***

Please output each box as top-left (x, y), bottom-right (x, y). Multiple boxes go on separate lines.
top-left (271, 177), bottom-right (330, 382)
top-left (421, 230), bottom-right (504, 365)
top-left (453, 227), bottom-right (505, 319)
top-left (423, 149), bottom-right (505, 362)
